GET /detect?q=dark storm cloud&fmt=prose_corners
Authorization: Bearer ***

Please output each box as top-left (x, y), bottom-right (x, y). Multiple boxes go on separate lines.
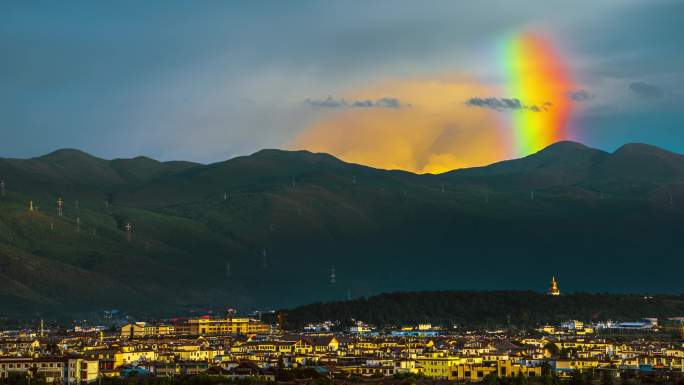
top-left (465, 97), bottom-right (550, 112)
top-left (566, 89), bottom-right (594, 102)
top-left (570, 1), bottom-right (684, 82)
top-left (2, 1), bottom-right (684, 162)
top-left (307, 96), bottom-right (410, 109)
top-left (628, 82), bottom-right (665, 99)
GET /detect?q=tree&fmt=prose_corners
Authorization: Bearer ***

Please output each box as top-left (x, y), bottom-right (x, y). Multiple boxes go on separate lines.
top-left (514, 371), bottom-right (527, 385)
top-left (314, 377), bottom-right (332, 385)
top-left (485, 373), bottom-right (500, 385)
top-left (602, 371), bottom-right (614, 385)
top-left (569, 371), bottom-right (586, 385)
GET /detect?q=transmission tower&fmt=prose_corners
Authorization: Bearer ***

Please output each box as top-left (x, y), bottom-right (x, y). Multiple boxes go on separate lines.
top-left (125, 222), bottom-right (132, 242)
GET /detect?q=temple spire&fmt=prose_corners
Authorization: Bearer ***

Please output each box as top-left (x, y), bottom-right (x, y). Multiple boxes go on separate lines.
top-left (547, 276), bottom-right (560, 296)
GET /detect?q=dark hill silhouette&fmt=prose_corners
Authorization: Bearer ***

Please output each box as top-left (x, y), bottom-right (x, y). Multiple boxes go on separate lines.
top-left (278, 291), bottom-right (684, 329)
top-left (1, 141), bottom-right (683, 319)
top-left (450, 141), bottom-right (607, 176)
top-left (446, 141), bottom-right (609, 190)
top-left (592, 143), bottom-right (684, 185)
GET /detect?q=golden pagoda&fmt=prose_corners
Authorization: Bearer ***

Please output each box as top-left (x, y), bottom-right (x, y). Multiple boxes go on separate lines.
top-left (548, 276), bottom-right (560, 296)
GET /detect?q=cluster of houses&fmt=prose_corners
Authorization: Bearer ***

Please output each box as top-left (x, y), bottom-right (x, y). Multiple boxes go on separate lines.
top-left (1, 316), bottom-right (683, 384)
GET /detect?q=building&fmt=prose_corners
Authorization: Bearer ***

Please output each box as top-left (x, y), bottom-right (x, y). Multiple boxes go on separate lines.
top-left (0, 357), bottom-right (99, 384)
top-left (120, 316), bottom-right (269, 337)
top-left (548, 276), bottom-right (560, 296)
top-left (349, 321), bottom-right (373, 334)
top-left (415, 354), bottom-right (461, 380)
top-left (186, 317), bottom-right (270, 336)
top-left (562, 320), bottom-right (584, 330)
top-left (120, 322), bottom-right (175, 338)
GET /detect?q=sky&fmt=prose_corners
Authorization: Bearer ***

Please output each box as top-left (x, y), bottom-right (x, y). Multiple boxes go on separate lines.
top-left (1, 0), bottom-right (682, 172)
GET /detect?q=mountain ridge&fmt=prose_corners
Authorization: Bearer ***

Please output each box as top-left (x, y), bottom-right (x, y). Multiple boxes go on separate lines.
top-left (11, 140), bottom-right (680, 176)
top-left (1, 140), bottom-right (683, 320)
top-left (7, 140), bottom-right (683, 183)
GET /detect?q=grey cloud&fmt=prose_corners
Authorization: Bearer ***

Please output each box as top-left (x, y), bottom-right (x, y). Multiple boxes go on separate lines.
top-left (307, 96), bottom-right (410, 109)
top-left (351, 100), bottom-right (374, 108)
top-left (501, 98), bottom-right (523, 109)
top-left (466, 97), bottom-right (509, 109)
top-left (628, 82), bottom-right (664, 99)
top-left (567, 89), bottom-right (594, 102)
top-left (306, 96), bottom-right (347, 108)
top-left (465, 97), bottom-right (549, 112)
top-left (375, 97), bottom-right (404, 108)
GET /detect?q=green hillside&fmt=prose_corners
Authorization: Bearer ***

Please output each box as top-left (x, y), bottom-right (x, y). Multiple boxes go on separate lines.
top-left (1, 141), bottom-right (683, 320)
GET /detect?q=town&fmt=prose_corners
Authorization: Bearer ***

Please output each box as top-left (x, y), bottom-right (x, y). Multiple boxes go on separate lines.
top-left (2, 283), bottom-right (684, 385)
top-left (2, 313), bottom-right (684, 385)
top-left (3, 1), bottom-right (683, 384)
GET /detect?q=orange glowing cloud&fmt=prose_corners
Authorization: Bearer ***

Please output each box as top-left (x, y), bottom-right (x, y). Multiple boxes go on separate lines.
top-left (291, 77), bottom-right (508, 174)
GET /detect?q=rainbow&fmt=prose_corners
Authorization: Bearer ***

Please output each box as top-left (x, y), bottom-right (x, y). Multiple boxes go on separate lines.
top-left (501, 32), bottom-right (574, 157)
